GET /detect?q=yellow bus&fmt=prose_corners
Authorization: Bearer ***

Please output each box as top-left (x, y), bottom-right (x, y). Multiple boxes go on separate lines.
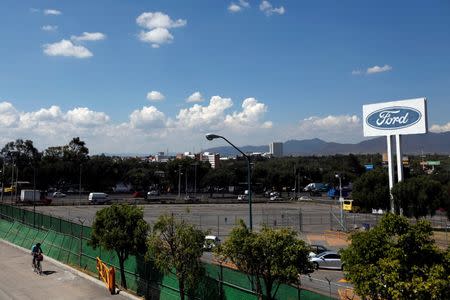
top-left (342, 200), bottom-right (353, 212)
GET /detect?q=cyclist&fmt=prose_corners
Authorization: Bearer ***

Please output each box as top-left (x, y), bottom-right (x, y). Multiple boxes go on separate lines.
top-left (31, 243), bottom-right (43, 271)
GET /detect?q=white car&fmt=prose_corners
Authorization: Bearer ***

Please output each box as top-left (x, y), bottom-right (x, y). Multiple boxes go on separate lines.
top-left (204, 235), bottom-right (221, 251)
top-left (52, 192), bottom-right (66, 198)
top-left (309, 251), bottom-right (343, 270)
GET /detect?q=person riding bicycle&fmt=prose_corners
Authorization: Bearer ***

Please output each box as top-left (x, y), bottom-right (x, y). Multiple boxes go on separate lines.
top-left (31, 243), bottom-right (43, 269)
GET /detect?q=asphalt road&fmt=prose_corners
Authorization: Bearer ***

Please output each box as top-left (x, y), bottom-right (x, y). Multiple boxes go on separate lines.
top-left (0, 240), bottom-right (131, 300)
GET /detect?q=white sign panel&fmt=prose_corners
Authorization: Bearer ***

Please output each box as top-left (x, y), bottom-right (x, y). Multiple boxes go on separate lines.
top-left (363, 98), bottom-right (427, 137)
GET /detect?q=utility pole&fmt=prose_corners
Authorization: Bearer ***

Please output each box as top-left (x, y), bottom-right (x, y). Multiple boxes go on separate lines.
top-left (178, 164), bottom-right (182, 199)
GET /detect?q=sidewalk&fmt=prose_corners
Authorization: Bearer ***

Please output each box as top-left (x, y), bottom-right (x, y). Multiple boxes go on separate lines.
top-left (0, 240), bottom-right (133, 300)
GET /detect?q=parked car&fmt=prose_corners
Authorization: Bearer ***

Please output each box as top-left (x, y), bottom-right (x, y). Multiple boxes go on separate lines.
top-left (204, 235), bottom-right (221, 251)
top-left (309, 251), bottom-right (343, 270)
top-left (147, 190), bottom-right (160, 197)
top-left (308, 244), bottom-right (329, 257)
top-left (269, 195), bottom-right (282, 201)
top-left (237, 194), bottom-right (247, 201)
top-left (52, 192), bottom-right (66, 198)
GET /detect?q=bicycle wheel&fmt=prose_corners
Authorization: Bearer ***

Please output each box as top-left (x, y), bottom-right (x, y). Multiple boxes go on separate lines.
top-left (37, 261), bottom-right (42, 275)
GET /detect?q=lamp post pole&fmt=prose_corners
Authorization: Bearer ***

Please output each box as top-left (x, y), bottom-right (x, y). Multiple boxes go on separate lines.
top-left (335, 173), bottom-right (343, 229)
top-left (206, 134), bottom-right (253, 230)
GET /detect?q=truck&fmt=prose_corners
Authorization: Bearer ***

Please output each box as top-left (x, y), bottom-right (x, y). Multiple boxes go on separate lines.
top-left (20, 189), bottom-right (41, 202)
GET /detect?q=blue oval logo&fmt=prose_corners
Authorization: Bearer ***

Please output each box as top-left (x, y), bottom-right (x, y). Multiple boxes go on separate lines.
top-left (366, 106), bottom-right (421, 130)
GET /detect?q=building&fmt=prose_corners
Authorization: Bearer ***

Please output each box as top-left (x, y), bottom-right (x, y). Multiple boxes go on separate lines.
top-left (269, 142), bottom-right (283, 157)
top-left (201, 152), bottom-right (220, 169)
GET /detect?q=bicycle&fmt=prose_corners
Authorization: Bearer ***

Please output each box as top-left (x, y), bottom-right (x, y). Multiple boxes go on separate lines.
top-left (33, 254), bottom-right (43, 275)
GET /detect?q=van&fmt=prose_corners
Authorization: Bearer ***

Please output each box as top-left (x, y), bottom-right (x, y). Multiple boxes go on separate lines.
top-left (88, 192), bottom-right (109, 204)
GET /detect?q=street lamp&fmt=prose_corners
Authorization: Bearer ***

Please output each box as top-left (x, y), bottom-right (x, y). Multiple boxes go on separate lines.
top-left (335, 173), bottom-right (344, 230)
top-left (206, 133), bottom-right (253, 230)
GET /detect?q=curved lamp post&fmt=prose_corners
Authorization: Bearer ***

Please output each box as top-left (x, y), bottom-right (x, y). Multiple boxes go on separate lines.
top-left (206, 134), bottom-right (253, 230)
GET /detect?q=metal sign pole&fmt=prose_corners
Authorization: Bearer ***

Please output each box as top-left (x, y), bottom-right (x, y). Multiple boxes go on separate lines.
top-left (387, 135), bottom-right (395, 213)
top-left (395, 134), bottom-right (404, 215)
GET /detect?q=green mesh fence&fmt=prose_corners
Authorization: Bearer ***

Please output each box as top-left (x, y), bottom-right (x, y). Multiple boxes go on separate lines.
top-left (1, 204), bottom-right (333, 300)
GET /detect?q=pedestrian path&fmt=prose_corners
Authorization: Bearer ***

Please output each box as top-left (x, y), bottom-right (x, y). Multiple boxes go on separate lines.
top-left (0, 240), bottom-right (133, 300)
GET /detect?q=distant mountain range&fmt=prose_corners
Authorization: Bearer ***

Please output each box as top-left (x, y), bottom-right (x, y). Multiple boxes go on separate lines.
top-left (204, 132), bottom-right (450, 156)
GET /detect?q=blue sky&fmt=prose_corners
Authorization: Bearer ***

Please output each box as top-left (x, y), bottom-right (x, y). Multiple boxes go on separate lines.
top-left (1, 0), bottom-right (450, 154)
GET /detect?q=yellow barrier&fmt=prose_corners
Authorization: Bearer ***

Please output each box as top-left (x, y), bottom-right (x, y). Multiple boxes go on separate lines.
top-left (96, 257), bottom-right (116, 294)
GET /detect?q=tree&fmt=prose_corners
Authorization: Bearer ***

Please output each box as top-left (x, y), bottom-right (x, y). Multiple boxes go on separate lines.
top-left (215, 221), bottom-right (312, 300)
top-left (89, 204), bottom-right (149, 289)
top-left (392, 176), bottom-right (447, 218)
top-left (341, 213), bottom-right (450, 299)
top-left (352, 168), bottom-right (390, 212)
top-left (147, 214), bottom-right (205, 300)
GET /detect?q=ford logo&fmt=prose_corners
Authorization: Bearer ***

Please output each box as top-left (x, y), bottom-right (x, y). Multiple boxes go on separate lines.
top-left (366, 107), bottom-right (421, 130)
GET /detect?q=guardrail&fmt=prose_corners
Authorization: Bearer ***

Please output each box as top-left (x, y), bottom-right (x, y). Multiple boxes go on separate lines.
top-left (96, 257), bottom-right (116, 294)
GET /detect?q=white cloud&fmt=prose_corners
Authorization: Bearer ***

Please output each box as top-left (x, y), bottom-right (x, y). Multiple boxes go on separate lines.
top-left (71, 32), bottom-right (106, 42)
top-left (129, 106), bottom-right (167, 129)
top-left (224, 97), bottom-right (271, 129)
top-left (147, 91), bottom-right (165, 101)
top-left (136, 12), bottom-right (186, 48)
top-left (366, 64), bottom-right (392, 74)
top-left (186, 92), bottom-right (204, 103)
top-left (259, 1), bottom-right (285, 16)
top-left (290, 115), bottom-right (362, 142)
top-left (20, 106), bottom-right (62, 128)
top-left (138, 28), bottom-right (173, 46)
top-left (44, 9), bottom-right (61, 16)
top-left (65, 107), bottom-right (110, 126)
top-left (430, 122), bottom-right (450, 133)
top-left (41, 25), bottom-right (58, 32)
top-left (43, 39), bottom-right (93, 58)
top-left (228, 3), bottom-right (242, 13)
top-left (351, 70), bottom-right (362, 75)
top-left (136, 12), bottom-right (187, 29)
top-left (177, 96), bottom-right (233, 129)
top-left (0, 102), bottom-right (19, 127)
top-left (239, 0), bottom-right (250, 8)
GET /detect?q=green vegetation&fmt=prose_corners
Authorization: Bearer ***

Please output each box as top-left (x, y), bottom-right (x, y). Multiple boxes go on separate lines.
top-left (215, 220), bottom-right (312, 300)
top-left (147, 214), bottom-right (206, 300)
top-left (352, 168), bottom-right (390, 212)
top-left (392, 176), bottom-right (449, 219)
top-left (89, 204), bottom-right (149, 289)
top-left (341, 214), bottom-right (450, 299)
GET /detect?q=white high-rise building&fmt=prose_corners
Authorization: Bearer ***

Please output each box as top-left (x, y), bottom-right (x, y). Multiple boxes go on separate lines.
top-left (269, 142), bottom-right (283, 157)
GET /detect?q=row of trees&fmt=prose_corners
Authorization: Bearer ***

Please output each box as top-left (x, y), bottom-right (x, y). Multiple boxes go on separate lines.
top-left (0, 137), bottom-right (372, 194)
top-left (351, 168), bottom-right (450, 219)
top-left (90, 204), bottom-right (312, 300)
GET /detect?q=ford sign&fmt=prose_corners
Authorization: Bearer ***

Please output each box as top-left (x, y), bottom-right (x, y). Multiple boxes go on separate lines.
top-left (363, 98), bottom-right (427, 137)
top-left (366, 106), bottom-right (421, 130)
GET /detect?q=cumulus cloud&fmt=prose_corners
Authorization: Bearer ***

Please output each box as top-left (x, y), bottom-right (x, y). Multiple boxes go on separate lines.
top-left (177, 96), bottom-right (233, 129)
top-left (136, 11), bottom-right (186, 48)
top-left (259, 1), bottom-right (285, 16)
top-left (65, 107), bottom-right (110, 126)
top-left (0, 102), bottom-right (19, 127)
top-left (228, 3), bottom-right (242, 13)
top-left (44, 9), bottom-right (61, 16)
top-left (41, 25), bottom-right (58, 32)
top-left (139, 28), bottom-right (173, 46)
top-left (129, 106), bottom-right (167, 129)
top-left (366, 64), bottom-right (392, 74)
top-left (186, 92), bottom-right (204, 103)
top-left (225, 98), bottom-right (271, 129)
top-left (20, 106), bottom-right (62, 128)
top-left (43, 39), bottom-right (93, 58)
top-left (71, 32), bottom-right (106, 42)
top-left (147, 91), bottom-right (165, 101)
top-left (430, 122), bottom-right (450, 133)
